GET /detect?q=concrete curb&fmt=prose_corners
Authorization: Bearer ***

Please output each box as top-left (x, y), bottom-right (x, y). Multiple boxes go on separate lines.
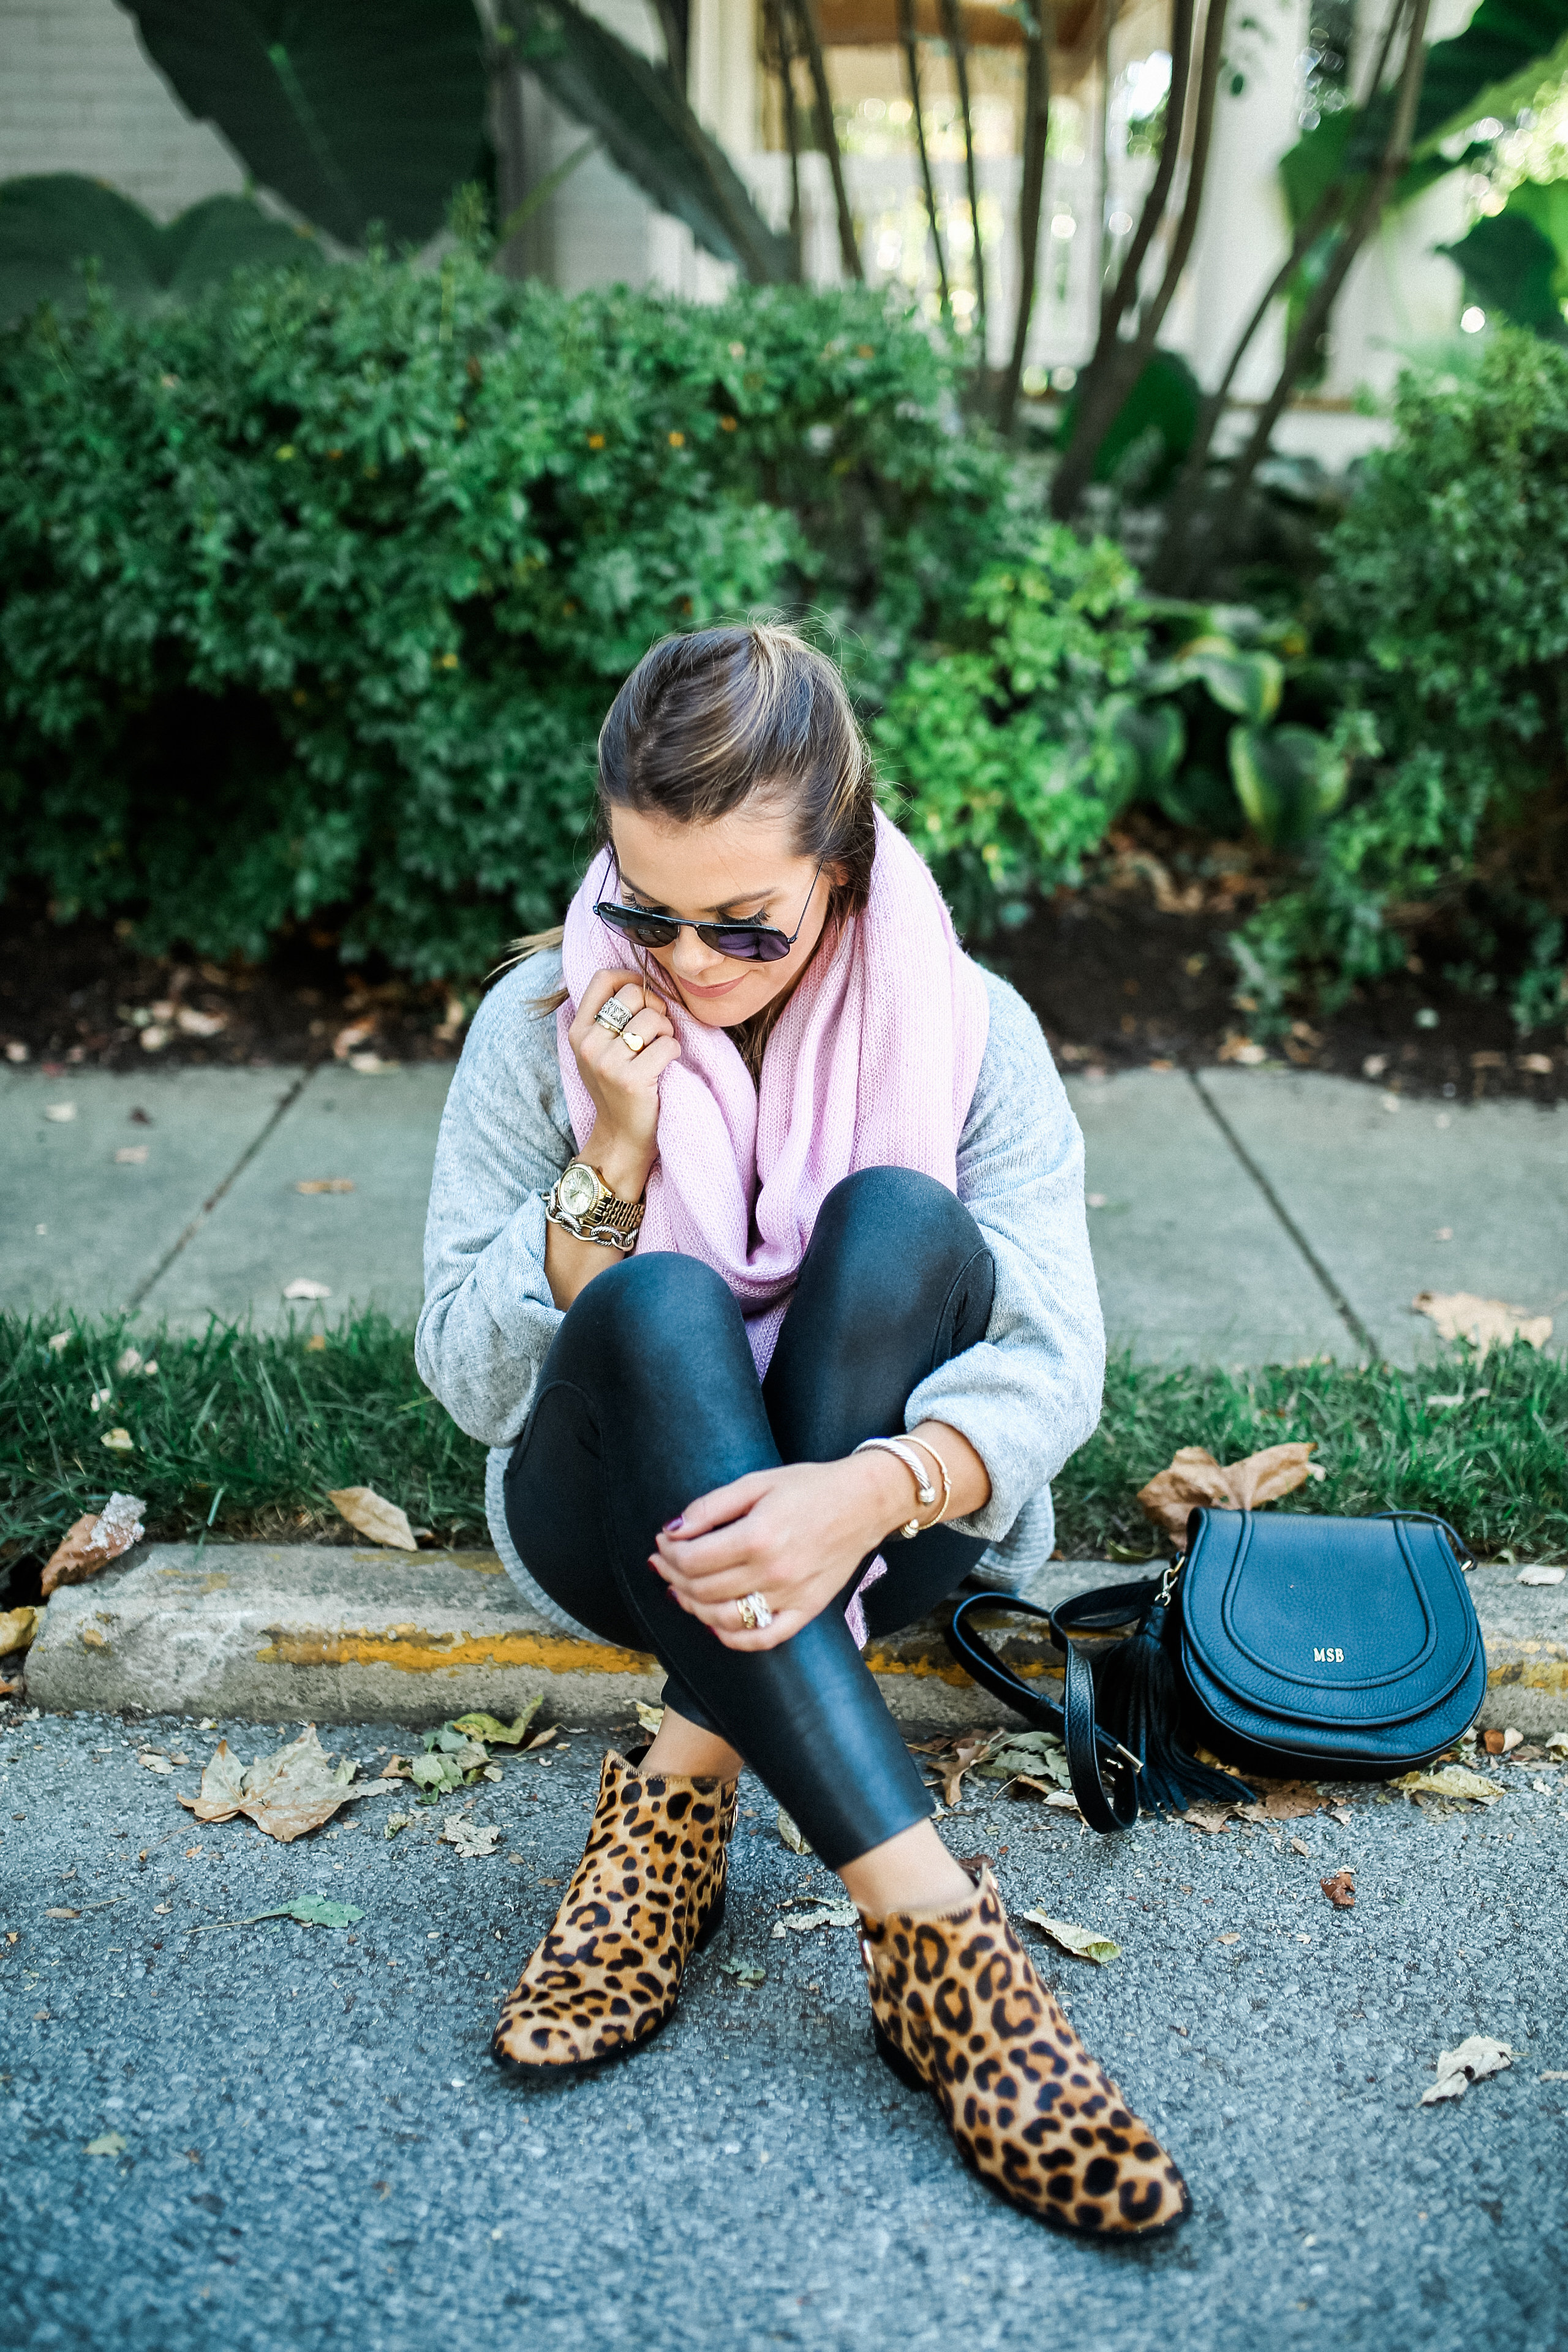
top-left (20, 1542), bottom-right (1568, 1737)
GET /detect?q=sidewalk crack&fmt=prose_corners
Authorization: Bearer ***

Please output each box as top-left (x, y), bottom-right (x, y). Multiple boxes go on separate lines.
top-left (1188, 1070), bottom-right (1378, 1358)
top-left (127, 1065), bottom-right (320, 1309)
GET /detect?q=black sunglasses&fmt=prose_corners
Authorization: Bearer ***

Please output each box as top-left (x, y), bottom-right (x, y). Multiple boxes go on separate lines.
top-left (595, 860), bottom-right (824, 965)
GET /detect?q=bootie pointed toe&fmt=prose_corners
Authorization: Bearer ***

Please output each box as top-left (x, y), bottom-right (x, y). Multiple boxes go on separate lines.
top-left (492, 1749), bottom-right (736, 2073)
top-left (856, 1868), bottom-right (1189, 2237)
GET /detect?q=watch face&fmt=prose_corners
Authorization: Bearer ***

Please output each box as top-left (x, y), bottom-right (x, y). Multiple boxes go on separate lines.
top-left (558, 1163), bottom-right (599, 1217)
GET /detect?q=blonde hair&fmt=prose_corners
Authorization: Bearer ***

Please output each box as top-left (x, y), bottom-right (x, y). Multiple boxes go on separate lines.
top-left (506, 626), bottom-right (876, 1063)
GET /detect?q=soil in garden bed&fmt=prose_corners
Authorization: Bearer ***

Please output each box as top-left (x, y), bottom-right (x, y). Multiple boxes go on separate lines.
top-left (3, 840), bottom-right (1564, 1104)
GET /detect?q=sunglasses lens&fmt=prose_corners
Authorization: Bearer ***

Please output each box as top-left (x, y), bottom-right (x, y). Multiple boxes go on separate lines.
top-left (701, 927), bottom-right (767, 961)
top-left (598, 902), bottom-right (677, 949)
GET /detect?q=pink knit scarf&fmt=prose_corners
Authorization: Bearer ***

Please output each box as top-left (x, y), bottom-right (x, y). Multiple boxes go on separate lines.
top-left (556, 809), bottom-right (990, 1377)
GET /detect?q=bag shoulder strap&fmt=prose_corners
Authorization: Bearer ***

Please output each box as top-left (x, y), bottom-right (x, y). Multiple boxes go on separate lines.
top-left (944, 1588), bottom-right (1145, 1834)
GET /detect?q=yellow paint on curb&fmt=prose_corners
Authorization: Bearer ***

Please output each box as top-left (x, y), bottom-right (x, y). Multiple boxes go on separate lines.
top-left (255, 1626), bottom-right (660, 1676)
top-left (249, 1622), bottom-right (1074, 1690)
top-left (1488, 1659), bottom-right (1568, 1692)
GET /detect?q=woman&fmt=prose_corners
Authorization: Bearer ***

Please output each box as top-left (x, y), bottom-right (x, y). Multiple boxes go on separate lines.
top-left (418, 624), bottom-right (1187, 2238)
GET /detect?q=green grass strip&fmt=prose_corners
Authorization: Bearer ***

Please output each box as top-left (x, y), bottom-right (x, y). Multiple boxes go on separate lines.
top-left (2, 1313), bottom-right (1564, 1572)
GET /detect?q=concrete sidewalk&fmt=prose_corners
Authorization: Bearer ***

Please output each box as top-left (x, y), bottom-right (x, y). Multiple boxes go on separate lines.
top-left (6, 1060), bottom-right (1564, 1364)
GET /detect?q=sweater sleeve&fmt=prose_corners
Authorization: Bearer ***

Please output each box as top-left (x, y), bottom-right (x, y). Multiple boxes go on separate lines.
top-left (414, 955), bottom-right (575, 1447)
top-left (904, 967), bottom-right (1105, 1547)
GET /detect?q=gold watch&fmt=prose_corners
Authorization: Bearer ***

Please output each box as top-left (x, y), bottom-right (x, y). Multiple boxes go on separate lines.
top-left (543, 1158), bottom-right (645, 1253)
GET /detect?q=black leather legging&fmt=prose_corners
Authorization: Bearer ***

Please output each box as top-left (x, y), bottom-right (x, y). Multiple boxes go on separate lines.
top-left (503, 1166), bottom-right (996, 1869)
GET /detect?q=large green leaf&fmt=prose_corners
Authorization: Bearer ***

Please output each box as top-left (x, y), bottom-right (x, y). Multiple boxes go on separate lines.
top-left (118, 0), bottom-right (487, 248)
top-left (499, 0), bottom-right (792, 282)
top-left (1055, 349), bottom-right (1201, 494)
top-left (1440, 185), bottom-right (1568, 336)
top-left (1350, 0), bottom-right (1568, 165)
top-left (1179, 638), bottom-right (1284, 723)
top-left (0, 176), bottom-right (321, 325)
top-left (1229, 723), bottom-right (1348, 848)
top-left (1110, 699), bottom-right (1186, 794)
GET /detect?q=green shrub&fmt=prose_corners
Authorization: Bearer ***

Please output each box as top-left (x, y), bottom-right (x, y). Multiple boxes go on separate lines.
top-left (1231, 329), bottom-right (1568, 1031)
top-left (871, 527), bottom-right (1151, 932)
top-left (0, 251), bottom-right (1015, 977)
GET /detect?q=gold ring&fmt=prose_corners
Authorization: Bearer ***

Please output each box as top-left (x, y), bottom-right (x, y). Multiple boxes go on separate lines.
top-left (622, 1027), bottom-right (647, 1055)
top-left (736, 1591), bottom-right (772, 1631)
top-left (594, 1000), bottom-right (632, 1035)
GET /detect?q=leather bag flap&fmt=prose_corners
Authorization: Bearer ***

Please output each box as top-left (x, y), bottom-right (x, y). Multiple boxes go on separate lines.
top-left (1180, 1510), bottom-right (1480, 1733)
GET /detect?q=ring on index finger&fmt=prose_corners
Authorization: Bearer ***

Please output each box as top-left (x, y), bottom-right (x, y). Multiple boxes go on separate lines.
top-left (594, 999), bottom-right (633, 1036)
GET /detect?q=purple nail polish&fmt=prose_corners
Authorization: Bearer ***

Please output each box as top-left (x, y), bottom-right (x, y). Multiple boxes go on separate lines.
top-left (663, 1515), bottom-right (684, 1533)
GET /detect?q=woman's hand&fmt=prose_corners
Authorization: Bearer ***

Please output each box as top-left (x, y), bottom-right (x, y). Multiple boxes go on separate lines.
top-left (649, 1450), bottom-right (930, 1651)
top-left (566, 968), bottom-right (680, 1200)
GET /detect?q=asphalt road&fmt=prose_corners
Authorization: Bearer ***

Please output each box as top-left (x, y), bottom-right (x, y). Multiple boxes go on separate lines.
top-left (4, 1705), bottom-right (1567, 2352)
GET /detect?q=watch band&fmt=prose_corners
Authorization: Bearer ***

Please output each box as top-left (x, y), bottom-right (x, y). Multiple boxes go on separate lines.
top-left (543, 1159), bottom-right (646, 1253)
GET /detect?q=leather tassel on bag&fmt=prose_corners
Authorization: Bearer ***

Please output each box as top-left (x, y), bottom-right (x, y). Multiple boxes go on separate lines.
top-left (1089, 1593), bottom-right (1251, 1815)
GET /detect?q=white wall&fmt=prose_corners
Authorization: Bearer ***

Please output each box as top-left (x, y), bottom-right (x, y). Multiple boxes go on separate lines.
top-left (0, 0), bottom-right (243, 217)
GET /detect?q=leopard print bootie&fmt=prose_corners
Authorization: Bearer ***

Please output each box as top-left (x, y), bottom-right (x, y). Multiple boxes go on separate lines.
top-left (857, 1868), bottom-right (1189, 2236)
top-left (492, 1748), bottom-right (736, 2073)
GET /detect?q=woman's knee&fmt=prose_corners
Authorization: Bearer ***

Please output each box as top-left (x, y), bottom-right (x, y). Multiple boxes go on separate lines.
top-left (813, 1166), bottom-right (984, 1261)
top-left (558, 1250), bottom-right (743, 1366)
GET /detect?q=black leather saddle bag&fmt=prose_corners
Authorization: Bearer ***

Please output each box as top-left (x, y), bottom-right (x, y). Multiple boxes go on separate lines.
top-left (946, 1508), bottom-right (1487, 1834)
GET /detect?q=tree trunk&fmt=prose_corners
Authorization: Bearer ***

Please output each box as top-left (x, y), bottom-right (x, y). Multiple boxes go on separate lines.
top-left (1049, 0), bottom-right (1197, 509)
top-left (997, 0), bottom-right (1050, 435)
top-left (1219, 0), bottom-right (1431, 518)
top-left (1152, 179), bottom-right (1344, 588)
top-left (940, 0), bottom-right (986, 353)
top-left (900, 0), bottom-right (952, 318)
top-left (790, 0), bottom-right (863, 280)
top-left (765, 0), bottom-right (806, 279)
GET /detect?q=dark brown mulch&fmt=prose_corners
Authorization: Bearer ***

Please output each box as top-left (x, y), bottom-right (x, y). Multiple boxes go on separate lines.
top-left (2, 852), bottom-right (1563, 1106)
top-left (0, 903), bottom-right (463, 1078)
top-left (987, 883), bottom-right (1566, 1106)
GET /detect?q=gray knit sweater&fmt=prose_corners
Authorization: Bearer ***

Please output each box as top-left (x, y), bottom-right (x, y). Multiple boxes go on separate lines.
top-left (416, 947), bottom-right (1104, 1607)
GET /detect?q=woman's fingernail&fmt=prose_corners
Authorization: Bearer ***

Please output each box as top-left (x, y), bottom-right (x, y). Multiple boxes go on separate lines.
top-left (663, 1515), bottom-right (684, 1533)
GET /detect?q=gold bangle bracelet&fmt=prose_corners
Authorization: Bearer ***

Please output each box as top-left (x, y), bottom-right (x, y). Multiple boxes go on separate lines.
top-left (902, 1436), bottom-right (952, 1530)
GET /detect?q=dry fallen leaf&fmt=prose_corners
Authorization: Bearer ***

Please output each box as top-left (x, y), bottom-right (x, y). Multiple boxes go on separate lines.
top-left (177, 1726), bottom-right (375, 1842)
top-left (771, 1903), bottom-right (858, 1935)
top-left (449, 1702), bottom-right (541, 1746)
top-left (283, 1278), bottom-right (332, 1302)
top-left (85, 2133), bottom-right (127, 2156)
top-left (175, 1007), bottom-right (225, 1038)
top-left (1235, 1779), bottom-right (1325, 1823)
top-left (1137, 1442), bottom-right (1316, 1538)
top-left (633, 1700), bottom-right (666, 1736)
top-left (1290, 1836), bottom-right (1310, 1856)
top-left (41, 1492), bottom-right (146, 1596)
top-left (295, 1178), bottom-right (355, 1194)
top-left (1217, 1931), bottom-right (1242, 1945)
top-left (777, 1807), bottom-right (813, 1855)
top-left (0, 1605), bottom-right (41, 1657)
top-left (1395, 1765), bottom-right (1503, 1807)
top-left (327, 1487), bottom-right (417, 1550)
top-left (1422, 2035), bottom-right (1512, 2105)
top-left (1183, 1804), bottom-right (1238, 1836)
top-left (1320, 1869), bottom-right (1355, 1909)
top-left (1022, 1911), bottom-right (1121, 1964)
top-left (1412, 1291), bottom-right (1551, 1354)
top-left (440, 1815), bottom-right (502, 1858)
top-left (907, 1728), bottom-right (997, 1809)
top-left (333, 1017), bottom-right (377, 1060)
top-left (138, 1751), bottom-right (175, 1775)
top-left (1517, 1566), bottom-right (1566, 1586)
